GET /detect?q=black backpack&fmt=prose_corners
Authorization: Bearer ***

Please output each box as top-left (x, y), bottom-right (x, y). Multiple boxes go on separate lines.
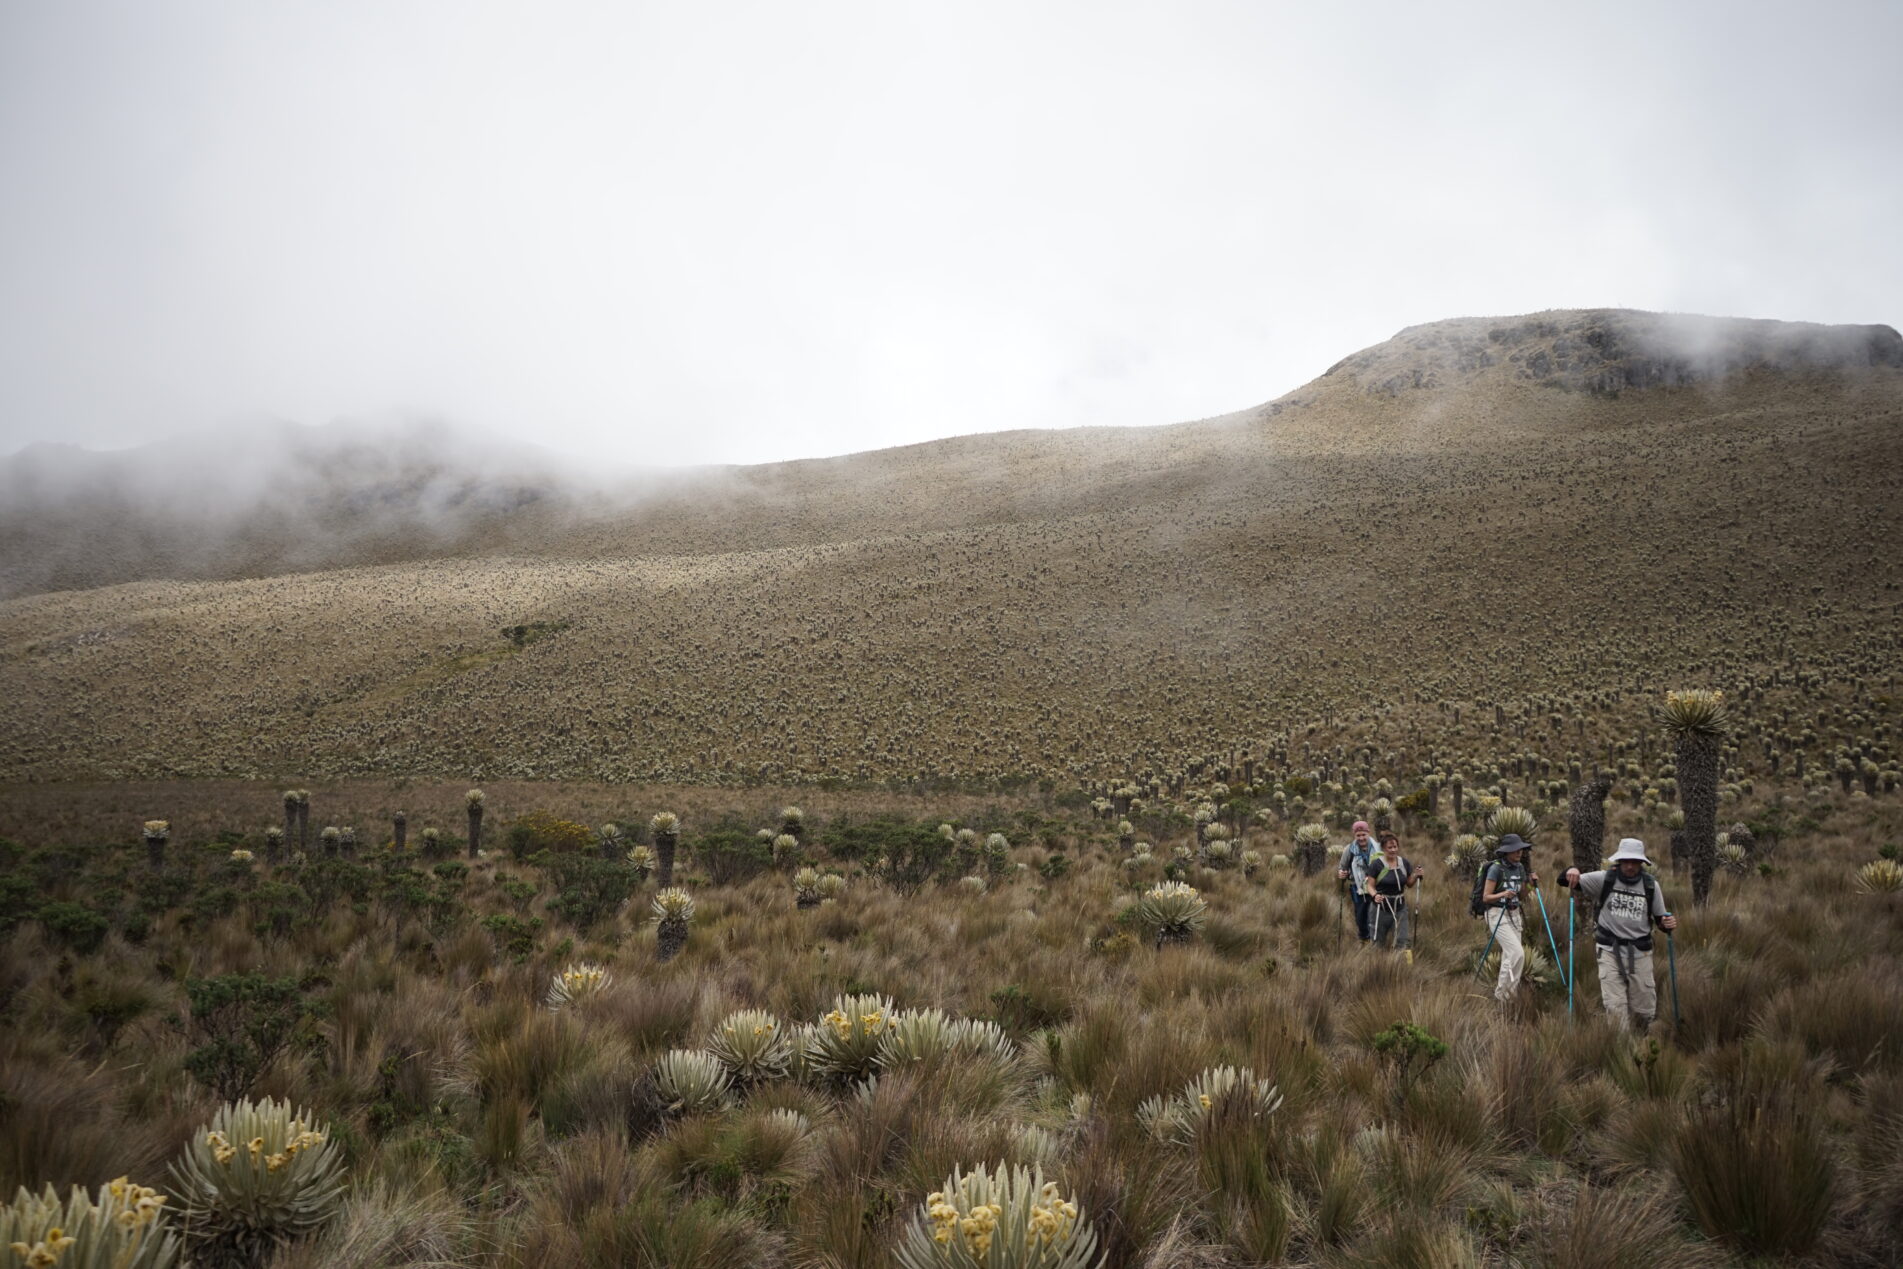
top-left (1468, 860), bottom-right (1501, 918)
top-left (1469, 859), bottom-right (1535, 918)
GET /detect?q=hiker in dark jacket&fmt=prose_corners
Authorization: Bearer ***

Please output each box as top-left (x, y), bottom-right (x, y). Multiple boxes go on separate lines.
top-left (1365, 831), bottom-right (1422, 954)
top-left (1562, 838), bottom-right (1679, 1031)
top-left (1336, 820), bottom-right (1376, 942)
top-left (1480, 835), bottom-right (1538, 1004)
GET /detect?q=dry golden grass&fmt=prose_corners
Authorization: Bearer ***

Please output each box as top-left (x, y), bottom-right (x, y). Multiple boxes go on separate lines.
top-left (1, 312), bottom-right (1899, 792)
top-left (1, 778), bottom-right (1898, 1265)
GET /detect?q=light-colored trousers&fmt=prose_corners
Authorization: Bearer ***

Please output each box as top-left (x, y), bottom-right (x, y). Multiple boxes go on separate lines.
top-left (1597, 943), bottom-right (1659, 1029)
top-left (1492, 908), bottom-right (1525, 1003)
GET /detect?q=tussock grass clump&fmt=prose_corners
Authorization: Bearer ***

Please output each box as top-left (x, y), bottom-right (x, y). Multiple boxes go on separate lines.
top-left (265, 1181), bottom-right (478, 1269)
top-left (1668, 1079), bottom-right (1836, 1258)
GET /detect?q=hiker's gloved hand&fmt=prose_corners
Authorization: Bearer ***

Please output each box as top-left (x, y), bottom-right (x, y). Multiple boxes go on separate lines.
top-left (1659, 913), bottom-right (1678, 931)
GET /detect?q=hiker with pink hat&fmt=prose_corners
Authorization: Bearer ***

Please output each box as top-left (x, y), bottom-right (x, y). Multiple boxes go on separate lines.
top-left (1336, 820), bottom-right (1377, 942)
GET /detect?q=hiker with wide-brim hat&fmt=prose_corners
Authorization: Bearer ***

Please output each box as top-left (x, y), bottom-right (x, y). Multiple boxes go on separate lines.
top-left (1481, 834), bottom-right (1538, 1004)
top-left (1562, 838), bottom-right (1678, 1031)
top-left (1336, 820), bottom-right (1377, 942)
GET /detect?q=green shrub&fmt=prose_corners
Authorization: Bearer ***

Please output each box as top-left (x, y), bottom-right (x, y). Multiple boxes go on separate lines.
top-left (482, 913), bottom-right (542, 963)
top-left (507, 811), bottom-right (593, 860)
top-left (36, 901), bottom-right (110, 953)
top-left (688, 829), bottom-right (775, 886)
top-left (287, 857), bottom-right (371, 917)
top-left (248, 882), bottom-right (311, 939)
top-left (541, 853), bottom-right (637, 929)
top-left (0, 873), bottom-right (34, 935)
top-left (182, 974), bottom-right (323, 1101)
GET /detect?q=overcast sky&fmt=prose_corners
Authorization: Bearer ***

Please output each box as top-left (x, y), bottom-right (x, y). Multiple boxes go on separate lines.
top-left (2, 1), bottom-right (1899, 467)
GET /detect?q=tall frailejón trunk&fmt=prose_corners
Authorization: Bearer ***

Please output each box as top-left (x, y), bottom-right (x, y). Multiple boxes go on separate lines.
top-left (1568, 775), bottom-right (1612, 892)
top-left (1678, 731), bottom-right (1721, 905)
top-left (656, 826), bottom-right (679, 888)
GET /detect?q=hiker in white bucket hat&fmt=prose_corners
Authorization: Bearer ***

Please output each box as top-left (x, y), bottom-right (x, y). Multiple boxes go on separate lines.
top-left (1563, 838), bottom-right (1680, 1031)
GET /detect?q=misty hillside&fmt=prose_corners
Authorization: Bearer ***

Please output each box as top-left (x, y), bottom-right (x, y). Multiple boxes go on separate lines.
top-left (2, 307), bottom-right (1900, 786)
top-left (0, 418), bottom-right (622, 599)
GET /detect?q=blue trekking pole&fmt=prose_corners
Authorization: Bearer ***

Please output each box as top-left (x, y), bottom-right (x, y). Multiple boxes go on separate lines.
top-left (1475, 901), bottom-right (1507, 979)
top-left (1533, 886), bottom-right (1569, 992)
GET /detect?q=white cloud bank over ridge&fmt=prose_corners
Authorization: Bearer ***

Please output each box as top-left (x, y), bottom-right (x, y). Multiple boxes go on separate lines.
top-left (0, 0), bottom-right (1899, 467)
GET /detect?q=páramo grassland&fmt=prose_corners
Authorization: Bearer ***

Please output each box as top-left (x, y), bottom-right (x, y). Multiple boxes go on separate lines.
top-left (2, 311), bottom-right (1901, 1267)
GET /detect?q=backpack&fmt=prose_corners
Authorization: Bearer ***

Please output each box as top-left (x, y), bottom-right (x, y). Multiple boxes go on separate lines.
top-left (1468, 861), bottom-right (1497, 918)
top-left (1344, 840), bottom-right (1373, 879)
top-left (1469, 860), bottom-right (1525, 918)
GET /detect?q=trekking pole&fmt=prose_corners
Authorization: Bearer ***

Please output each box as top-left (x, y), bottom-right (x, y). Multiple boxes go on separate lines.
top-left (1665, 919), bottom-right (1681, 1032)
top-left (1475, 900), bottom-right (1506, 979)
top-left (1567, 893), bottom-right (1576, 1020)
top-left (1533, 886), bottom-right (1569, 991)
top-left (1336, 877), bottom-right (1345, 951)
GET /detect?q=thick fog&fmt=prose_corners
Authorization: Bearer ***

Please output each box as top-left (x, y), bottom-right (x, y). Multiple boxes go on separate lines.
top-left (2, 0), bottom-right (1900, 468)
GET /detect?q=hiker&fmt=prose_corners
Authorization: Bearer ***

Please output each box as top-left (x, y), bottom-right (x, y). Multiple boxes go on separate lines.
top-left (1365, 831), bottom-right (1422, 951)
top-left (1336, 821), bottom-right (1377, 941)
top-left (1561, 839), bottom-right (1678, 1031)
top-left (1480, 834), bottom-right (1538, 1003)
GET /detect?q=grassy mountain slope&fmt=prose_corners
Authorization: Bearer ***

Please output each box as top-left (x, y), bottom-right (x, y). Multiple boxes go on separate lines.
top-left (3, 309), bottom-right (1899, 785)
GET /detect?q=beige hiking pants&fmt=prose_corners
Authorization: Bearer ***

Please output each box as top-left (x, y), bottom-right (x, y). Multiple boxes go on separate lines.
top-left (1492, 908), bottom-right (1525, 1003)
top-left (1597, 943), bottom-right (1658, 1029)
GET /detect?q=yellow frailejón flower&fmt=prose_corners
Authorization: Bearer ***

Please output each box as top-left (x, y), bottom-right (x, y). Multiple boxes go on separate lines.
top-left (958, 1202), bottom-right (1002, 1257)
top-left (8, 1226), bottom-right (75, 1268)
top-left (1027, 1182), bottom-right (1078, 1246)
top-left (926, 1191), bottom-right (959, 1244)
